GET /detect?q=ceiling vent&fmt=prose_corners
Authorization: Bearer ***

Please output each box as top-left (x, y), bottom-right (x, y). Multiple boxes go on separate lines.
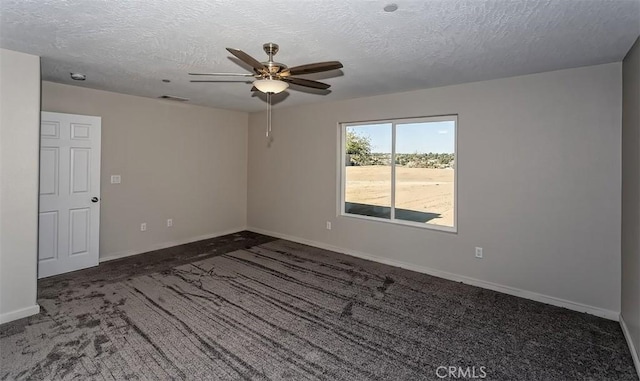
top-left (158, 95), bottom-right (189, 102)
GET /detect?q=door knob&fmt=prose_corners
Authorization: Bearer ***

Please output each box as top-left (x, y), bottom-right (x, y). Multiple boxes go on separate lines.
top-left (91, 197), bottom-right (99, 203)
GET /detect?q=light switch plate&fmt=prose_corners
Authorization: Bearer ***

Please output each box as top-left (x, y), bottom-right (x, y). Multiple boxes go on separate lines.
top-left (111, 175), bottom-right (121, 184)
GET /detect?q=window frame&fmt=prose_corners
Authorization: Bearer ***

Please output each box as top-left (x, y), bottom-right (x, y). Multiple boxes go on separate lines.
top-left (338, 115), bottom-right (458, 233)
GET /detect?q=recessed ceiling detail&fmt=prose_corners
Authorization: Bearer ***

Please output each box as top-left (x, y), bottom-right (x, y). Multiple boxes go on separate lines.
top-left (1, 0), bottom-right (638, 112)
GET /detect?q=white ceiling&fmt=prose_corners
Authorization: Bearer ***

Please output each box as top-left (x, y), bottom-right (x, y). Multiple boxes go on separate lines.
top-left (1, 0), bottom-right (639, 112)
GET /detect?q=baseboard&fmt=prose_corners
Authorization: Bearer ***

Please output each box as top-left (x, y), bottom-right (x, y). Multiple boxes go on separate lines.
top-left (248, 226), bottom-right (619, 321)
top-left (620, 314), bottom-right (640, 378)
top-left (100, 227), bottom-right (247, 263)
top-left (0, 304), bottom-right (40, 324)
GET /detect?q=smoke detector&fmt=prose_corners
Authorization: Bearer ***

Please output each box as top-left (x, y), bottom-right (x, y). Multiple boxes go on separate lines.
top-left (384, 4), bottom-right (398, 12)
top-left (70, 73), bottom-right (86, 81)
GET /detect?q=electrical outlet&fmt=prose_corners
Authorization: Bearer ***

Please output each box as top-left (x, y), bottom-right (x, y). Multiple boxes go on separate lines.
top-left (326, 221), bottom-right (332, 230)
top-left (475, 247), bottom-right (483, 258)
top-left (140, 223), bottom-right (147, 232)
top-left (167, 218), bottom-right (173, 227)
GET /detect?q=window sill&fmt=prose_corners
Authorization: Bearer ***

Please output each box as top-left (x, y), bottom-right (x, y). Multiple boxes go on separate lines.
top-left (340, 212), bottom-right (458, 234)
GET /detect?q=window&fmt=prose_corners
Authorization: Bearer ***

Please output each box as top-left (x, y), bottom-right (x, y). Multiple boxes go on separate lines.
top-left (340, 115), bottom-right (457, 232)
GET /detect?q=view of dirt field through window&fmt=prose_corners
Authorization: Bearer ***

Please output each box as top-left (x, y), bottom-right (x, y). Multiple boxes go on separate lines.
top-left (345, 166), bottom-right (454, 226)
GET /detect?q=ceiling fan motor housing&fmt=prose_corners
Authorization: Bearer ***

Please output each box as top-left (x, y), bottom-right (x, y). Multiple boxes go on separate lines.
top-left (261, 43), bottom-right (286, 76)
top-left (263, 62), bottom-right (287, 76)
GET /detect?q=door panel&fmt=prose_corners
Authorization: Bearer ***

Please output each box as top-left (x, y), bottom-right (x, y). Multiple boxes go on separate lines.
top-left (69, 208), bottom-right (90, 256)
top-left (38, 212), bottom-right (58, 261)
top-left (71, 123), bottom-right (91, 139)
top-left (39, 112), bottom-right (101, 278)
top-left (39, 147), bottom-right (58, 195)
top-left (70, 148), bottom-right (90, 194)
top-left (40, 121), bottom-right (59, 138)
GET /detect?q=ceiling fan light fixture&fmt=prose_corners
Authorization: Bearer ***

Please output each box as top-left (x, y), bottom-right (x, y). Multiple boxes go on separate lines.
top-left (253, 78), bottom-right (289, 94)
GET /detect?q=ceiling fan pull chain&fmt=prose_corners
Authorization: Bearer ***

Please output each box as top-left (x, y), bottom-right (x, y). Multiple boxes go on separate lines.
top-left (269, 93), bottom-right (273, 135)
top-left (266, 92), bottom-right (272, 137)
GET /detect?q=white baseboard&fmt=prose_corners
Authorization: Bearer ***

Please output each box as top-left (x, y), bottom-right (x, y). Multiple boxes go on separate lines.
top-left (0, 304), bottom-right (40, 324)
top-left (100, 227), bottom-right (247, 263)
top-left (620, 314), bottom-right (640, 378)
top-left (248, 226), bottom-right (620, 321)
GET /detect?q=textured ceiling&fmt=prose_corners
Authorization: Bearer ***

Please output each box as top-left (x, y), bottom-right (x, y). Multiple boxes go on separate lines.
top-left (1, 0), bottom-right (639, 112)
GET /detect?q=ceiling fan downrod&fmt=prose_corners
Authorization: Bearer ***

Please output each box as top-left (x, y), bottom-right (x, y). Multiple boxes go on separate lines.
top-left (263, 42), bottom-right (279, 62)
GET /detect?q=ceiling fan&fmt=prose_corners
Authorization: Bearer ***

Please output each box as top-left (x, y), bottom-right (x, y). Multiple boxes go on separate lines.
top-left (189, 42), bottom-right (343, 94)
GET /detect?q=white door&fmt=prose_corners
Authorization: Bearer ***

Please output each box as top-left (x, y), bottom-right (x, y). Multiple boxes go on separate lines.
top-left (38, 112), bottom-right (101, 278)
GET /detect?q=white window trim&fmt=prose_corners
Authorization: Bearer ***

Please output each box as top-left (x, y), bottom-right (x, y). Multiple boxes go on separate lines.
top-left (338, 115), bottom-right (458, 233)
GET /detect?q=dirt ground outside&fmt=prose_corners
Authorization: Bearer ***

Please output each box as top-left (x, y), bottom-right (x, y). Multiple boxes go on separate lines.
top-left (345, 166), bottom-right (454, 227)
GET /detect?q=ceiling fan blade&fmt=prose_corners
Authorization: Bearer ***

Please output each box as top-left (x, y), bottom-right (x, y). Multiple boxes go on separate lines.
top-left (188, 72), bottom-right (254, 77)
top-left (282, 77), bottom-right (331, 90)
top-left (226, 48), bottom-right (266, 72)
top-left (190, 80), bottom-right (250, 83)
top-left (282, 61), bottom-right (343, 76)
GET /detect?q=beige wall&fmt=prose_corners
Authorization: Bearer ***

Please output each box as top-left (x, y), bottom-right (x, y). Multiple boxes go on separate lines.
top-left (0, 49), bottom-right (41, 322)
top-left (248, 63), bottom-right (622, 316)
top-left (622, 36), bottom-right (640, 371)
top-left (42, 82), bottom-right (248, 260)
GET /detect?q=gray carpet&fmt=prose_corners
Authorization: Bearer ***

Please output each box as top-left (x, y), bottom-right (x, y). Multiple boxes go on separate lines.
top-left (0, 232), bottom-right (637, 380)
